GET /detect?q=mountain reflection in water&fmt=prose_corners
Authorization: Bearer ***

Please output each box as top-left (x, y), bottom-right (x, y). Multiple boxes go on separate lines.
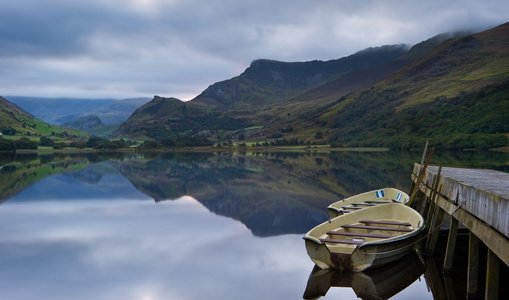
top-left (2, 150), bottom-right (509, 236)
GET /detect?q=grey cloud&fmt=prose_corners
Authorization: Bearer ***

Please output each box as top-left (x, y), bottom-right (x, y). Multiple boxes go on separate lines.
top-left (0, 0), bottom-right (508, 99)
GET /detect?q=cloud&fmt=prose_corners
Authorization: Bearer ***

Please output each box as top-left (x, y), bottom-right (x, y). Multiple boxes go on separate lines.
top-left (1, 0), bottom-right (508, 99)
top-left (0, 197), bottom-right (317, 300)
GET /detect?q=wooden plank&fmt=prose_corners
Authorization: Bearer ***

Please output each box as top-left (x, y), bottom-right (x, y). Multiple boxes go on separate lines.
top-left (342, 206), bottom-right (362, 210)
top-left (326, 231), bottom-right (392, 238)
top-left (359, 220), bottom-right (411, 226)
top-left (365, 200), bottom-right (392, 204)
top-left (341, 224), bottom-right (413, 232)
top-left (319, 238), bottom-right (363, 245)
top-left (352, 203), bottom-right (376, 206)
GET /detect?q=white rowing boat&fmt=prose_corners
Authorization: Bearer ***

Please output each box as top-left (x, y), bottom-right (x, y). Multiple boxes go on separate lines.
top-left (303, 203), bottom-right (424, 272)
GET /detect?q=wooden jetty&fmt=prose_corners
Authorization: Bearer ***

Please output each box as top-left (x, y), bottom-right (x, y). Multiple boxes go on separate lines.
top-left (410, 163), bottom-right (509, 299)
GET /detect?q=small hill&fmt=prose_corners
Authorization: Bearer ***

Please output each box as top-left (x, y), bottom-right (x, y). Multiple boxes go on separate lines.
top-left (61, 115), bottom-right (119, 137)
top-left (62, 115), bottom-right (104, 130)
top-left (111, 96), bottom-right (246, 140)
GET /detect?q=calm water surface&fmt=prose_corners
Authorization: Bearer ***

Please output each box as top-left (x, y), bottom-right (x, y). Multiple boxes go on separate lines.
top-left (1, 150), bottom-right (508, 299)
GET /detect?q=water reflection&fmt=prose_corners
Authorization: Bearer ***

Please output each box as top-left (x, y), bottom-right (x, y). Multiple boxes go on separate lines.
top-left (0, 196), bottom-right (312, 300)
top-left (1, 150), bottom-right (508, 299)
top-left (303, 251), bottom-right (426, 299)
top-left (2, 150), bottom-right (509, 236)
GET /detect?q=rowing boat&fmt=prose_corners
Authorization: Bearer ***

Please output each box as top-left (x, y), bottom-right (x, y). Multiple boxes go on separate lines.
top-left (303, 203), bottom-right (424, 272)
top-left (327, 188), bottom-right (409, 218)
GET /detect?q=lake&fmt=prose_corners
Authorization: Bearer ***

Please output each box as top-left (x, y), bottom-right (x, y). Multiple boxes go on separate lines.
top-left (1, 149), bottom-right (508, 299)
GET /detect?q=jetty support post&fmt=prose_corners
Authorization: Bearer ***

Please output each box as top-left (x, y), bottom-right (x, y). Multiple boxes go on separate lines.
top-left (443, 217), bottom-right (459, 273)
top-left (467, 231), bottom-right (480, 298)
top-left (485, 249), bottom-right (500, 300)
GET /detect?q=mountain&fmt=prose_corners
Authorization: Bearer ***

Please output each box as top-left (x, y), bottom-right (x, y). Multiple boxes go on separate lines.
top-left (5, 96), bottom-right (151, 125)
top-left (114, 23), bottom-right (509, 150)
top-left (193, 44), bottom-right (410, 109)
top-left (0, 96), bottom-right (88, 139)
top-left (114, 44), bottom-right (417, 140)
top-left (320, 22), bottom-right (509, 149)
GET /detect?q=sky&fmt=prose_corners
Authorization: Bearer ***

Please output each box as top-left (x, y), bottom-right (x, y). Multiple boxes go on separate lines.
top-left (1, 0), bottom-right (508, 100)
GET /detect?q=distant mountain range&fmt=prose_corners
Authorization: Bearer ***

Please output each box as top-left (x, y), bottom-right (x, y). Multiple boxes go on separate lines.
top-left (2, 96), bottom-right (150, 138)
top-left (4, 96), bottom-right (151, 125)
top-left (2, 23), bottom-right (508, 150)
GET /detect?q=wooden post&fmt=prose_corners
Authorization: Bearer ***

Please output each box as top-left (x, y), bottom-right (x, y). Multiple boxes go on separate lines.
top-left (408, 146), bottom-right (434, 207)
top-left (443, 217), bottom-right (459, 273)
top-left (485, 249), bottom-right (500, 300)
top-left (426, 206), bottom-right (445, 254)
top-left (444, 275), bottom-right (457, 300)
top-left (419, 186), bottom-right (431, 218)
top-left (425, 166), bottom-right (442, 224)
top-left (467, 232), bottom-right (480, 298)
top-left (425, 176), bottom-right (438, 223)
top-left (409, 140), bottom-right (429, 204)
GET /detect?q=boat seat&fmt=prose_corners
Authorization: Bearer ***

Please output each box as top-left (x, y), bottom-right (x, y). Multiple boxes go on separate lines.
top-left (360, 220), bottom-right (412, 226)
top-left (364, 200), bottom-right (392, 204)
top-left (319, 238), bottom-right (364, 245)
top-left (352, 203), bottom-right (376, 206)
top-left (341, 206), bottom-right (362, 210)
top-left (341, 224), bottom-right (413, 232)
top-left (326, 231), bottom-right (392, 239)
top-left (339, 209), bottom-right (353, 213)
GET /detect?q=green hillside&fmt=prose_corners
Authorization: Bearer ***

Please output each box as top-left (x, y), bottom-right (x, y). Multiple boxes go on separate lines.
top-left (319, 23), bottom-right (509, 149)
top-left (0, 96), bottom-right (89, 148)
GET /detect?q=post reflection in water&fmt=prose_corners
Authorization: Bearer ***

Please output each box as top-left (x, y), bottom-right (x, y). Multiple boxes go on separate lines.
top-left (0, 150), bottom-right (508, 299)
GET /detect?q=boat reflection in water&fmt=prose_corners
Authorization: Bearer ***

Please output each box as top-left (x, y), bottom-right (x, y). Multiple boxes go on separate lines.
top-left (303, 251), bottom-right (426, 300)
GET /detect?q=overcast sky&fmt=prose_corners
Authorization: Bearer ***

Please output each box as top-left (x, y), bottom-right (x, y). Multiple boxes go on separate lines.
top-left (1, 0), bottom-right (508, 100)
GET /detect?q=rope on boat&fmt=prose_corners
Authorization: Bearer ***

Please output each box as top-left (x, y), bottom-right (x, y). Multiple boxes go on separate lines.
top-left (361, 201), bottom-right (465, 256)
